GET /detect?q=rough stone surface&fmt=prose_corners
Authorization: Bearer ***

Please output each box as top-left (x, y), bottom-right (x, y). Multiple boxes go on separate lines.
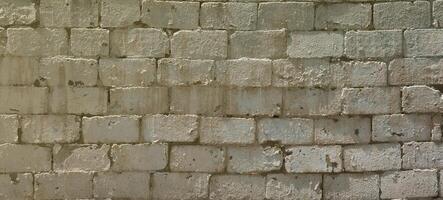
top-left (110, 28), bottom-right (169, 58)
top-left (100, 0), bottom-right (140, 27)
top-left (345, 30), bottom-right (403, 58)
top-left (0, 173), bottom-right (33, 199)
top-left (372, 114), bottom-right (432, 142)
top-left (227, 146), bottom-right (283, 173)
top-left (109, 87), bottom-right (169, 114)
top-left (49, 87), bottom-right (108, 115)
top-left (39, 57), bottom-right (98, 87)
top-left (100, 58), bottom-right (156, 87)
top-left (53, 144), bottom-right (110, 171)
top-left (152, 173), bottom-right (210, 200)
top-left (0, 144), bottom-right (51, 172)
top-left (170, 145), bottom-right (225, 172)
top-left (34, 172), bottom-right (93, 199)
top-left (314, 116), bottom-right (371, 144)
top-left (402, 142), bottom-right (443, 169)
top-left (288, 31), bottom-right (343, 58)
top-left (39, 0), bottom-right (99, 27)
top-left (342, 87), bottom-right (401, 114)
top-left (374, 1), bottom-right (431, 29)
top-left (226, 87), bottom-right (282, 116)
top-left (405, 29), bottom-right (443, 57)
top-left (21, 115), bottom-right (80, 143)
top-left (265, 174), bottom-right (322, 200)
top-left (343, 143), bottom-right (401, 172)
top-left (380, 170), bottom-right (438, 199)
top-left (323, 173), bottom-right (379, 200)
top-left (284, 88), bottom-right (341, 116)
top-left (258, 118), bottom-right (314, 145)
top-left (0, 87), bottom-right (48, 114)
top-left (83, 115), bottom-right (140, 143)
top-left (258, 2), bottom-right (314, 30)
top-left (201, 2), bottom-right (257, 30)
top-left (215, 58), bottom-right (272, 87)
top-left (402, 86), bottom-right (442, 113)
top-left (171, 30), bottom-right (228, 60)
top-left (143, 114), bottom-right (198, 142)
top-left (389, 58), bottom-right (443, 85)
top-left (0, 57), bottom-right (39, 86)
top-left (111, 143), bottom-right (168, 171)
top-left (200, 117), bottom-right (255, 144)
top-left (142, 1), bottom-right (199, 29)
top-left (71, 28), bottom-right (109, 57)
top-left (170, 86), bottom-right (223, 116)
top-left (158, 59), bottom-right (214, 86)
top-left (209, 175), bottom-right (266, 200)
top-left (230, 30), bottom-right (286, 59)
top-left (315, 3), bottom-right (371, 30)
top-left (0, 0), bottom-right (36, 25)
top-left (0, 115), bottom-right (18, 143)
top-left (285, 145), bottom-right (342, 173)
top-left (7, 28), bottom-right (68, 56)
top-left (93, 172), bottom-right (150, 199)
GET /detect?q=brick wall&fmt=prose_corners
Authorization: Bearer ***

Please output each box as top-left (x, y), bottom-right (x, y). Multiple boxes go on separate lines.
top-left (0, 0), bottom-right (442, 199)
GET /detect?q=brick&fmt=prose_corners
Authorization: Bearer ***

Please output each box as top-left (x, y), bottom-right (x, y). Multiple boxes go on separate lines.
top-left (7, 28), bottom-right (68, 56)
top-left (109, 87), bottom-right (169, 114)
top-left (227, 146), bottom-right (282, 173)
top-left (158, 59), bottom-right (214, 86)
top-left (230, 30), bottom-right (286, 58)
top-left (209, 175), bottom-right (265, 200)
top-left (49, 87), bottom-right (107, 115)
top-left (257, 118), bottom-right (314, 145)
top-left (288, 32), bottom-right (343, 58)
top-left (40, 0), bottom-right (99, 27)
top-left (0, 144), bottom-right (51, 172)
top-left (285, 145), bottom-right (342, 173)
top-left (374, 1), bottom-right (431, 29)
top-left (83, 115), bottom-right (140, 143)
top-left (0, 173), bottom-right (33, 199)
top-left (0, 28), bottom-right (6, 55)
top-left (284, 88), bottom-right (341, 116)
top-left (171, 86), bottom-right (223, 116)
top-left (381, 170), bottom-right (438, 199)
top-left (315, 3), bottom-right (371, 30)
top-left (200, 117), bottom-right (255, 144)
top-left (110, 28), bottom-right (169, 57)
top-left (215, 58), bottom-right (272, 87)
top-left (100, 0), bottom-right (140, 27)
top-left (99, 58), bottom-right (156, 87)
top-left (152, 173), bottom-right (210, 200)
top-left (34, 172), bottom-right (93, 199)
top-left (0, 87), bottom-right (48, 114)
top-left (53, 144), bottom-right (110, 171)
top-left (142, 114), bottom-right (198, 142)
top-left (142, 1), bottom-right (199, 29)
top-left (258, 2), bottom-right (314, 30)
top-left (345, 30), bottom-right (402, 58)
top-left (111, 144), bottom-right (168, 171)
top-left (0, 0), bottom-right (36, 25)
top-left (201, 3), bottom-right (257, 30)
top-left (170, 145), bottom-right (225, 172)
top-left (226, 88), bottom-right (282, 116)
top-left (402, 85), bottom-right (442, 113)
top-left (339, 61), bottom-right (388, 87)
top-left (342, 87), bottom-right (401, 115)
top-left (389, 58), bottom-right (443, 85)
top-left (0, 57), bottom-right (38, 86)
top-left (434, 0), bottom-right (443, 27)
top-left (314, 116), bottom-right (371, 144)
top-left (0, 115), bottom-right (18, 143)
top-left (171, 30), bottom-right (228, 59)
top-left (93, 172), bottom-right (150, 199)
top-left (39, 57), bottom-right (98, 86)
top-left (343, 143), bottom-right (401, 172)
top-left (21, 115), bottom-right (80, 143)
top-left (265, 174), bottom-right (322, 200)
top-left (405, 29), bottom-right (443, 57)
top-left (402, 142), bottom-right (443, 169)
top-left (71, 28), bottom-right (109, 57)
top-left (372, 114), bottom-right (432, 142)
top-left (323, 173), bottom-right (379, 200)
top-left (272, 59), bottom-right (334, 87)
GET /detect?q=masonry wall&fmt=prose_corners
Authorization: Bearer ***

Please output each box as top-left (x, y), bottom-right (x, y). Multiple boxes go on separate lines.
top-left (0, 0), bottom-right (443, 199)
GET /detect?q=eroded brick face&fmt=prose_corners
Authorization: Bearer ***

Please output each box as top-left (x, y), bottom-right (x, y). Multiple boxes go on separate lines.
top-left (1, 0), bottom-right (443, 199)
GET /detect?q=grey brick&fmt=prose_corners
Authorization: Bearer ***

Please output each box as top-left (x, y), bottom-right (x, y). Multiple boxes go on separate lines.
top-left (315, 3), bottom-right (371, 30)
top-left (229, 30), bottom-right (286, 59)
top-left (372, 114), bottom-right (432, 142)
top-left (100, 0), bottom-right (140, 27)
top-left (110, 28), bottom-right (169, 58)
top-left (284, 88), bottom-right (341, 116)
top-left (170, 145), bottom-right (225, 173)
top-left (7, 28), bottom-right (68, 56)
top-left (0, 115), bottom-right (18, 143)
top-left (342, 87), bottom-right (401, 115)
top-left (21, 115), bottom-right (80, 144)
top-left (93, 172), bottom-right (150, 199)
top-left (0, 57), bottom-right (38, 86)
top-left (257, 118), bottom-right (314, 145)
top-left (343, 143), bottom-right (401, 172)
top-left (171, 30), bottom-right (228, 59)
top-left (39, 0), bottom-right (99, 27)
top-left (109, 87), bottom-right (169, 114)
top-left (324, 173), bottom-right (379, 200)
top-left (100, 58), bottom-right (156, 87)
top-left (258, 2), bottom-right (314, 30)
top-left (142, 114), bottom-right (199, 143)
top-left (288, 31), bottom-right (343, 58)
top-left (34, 172), bottom-right (93, 199)
top-left (39, 57), bottom-right (98, 87)
top-left (53, 144), bottom-right (110, 171)
top-left (0, 173), bottom-right (33, 199)
top-left (345, 30), bottom-right (402, 58)
top-left (285, 145), bottom-right (342, 173)
top-left (405, 29), bottom-right (443, 57)
top-left (0, 0), bottom-right (36, 25)
top-left (200, 117), bottom-right (255, 144)
top-left (215, 58), bottom-right (272, 87)
top-left (374, 1), bottom-right (431, 29)
top-left (381, 170), bottom-right (438, 199)
top-left (389, 58), bottom-right (443, 86)
top-left (142, 1), bottom-right (199, 29)
top-left (111, 143), bottom-right (168, 171)
top-left (314, 116), bottom-right (371, 144)
top-left (402, 85), bottom-right (442, 113)
top-left (0, 144), bottom-right (51, 172)
top-left (227, 146), bottom-right (283, 173)
top-left (226, 87), bottom-right (282, 116)
top-left (265, 174), bottom-right (322, 200)
top-left (170, 86), bottom-right (224, 116)
top-left (82, 115), bottom-right (140, 143)
top-left (201, 3), bottom-right (257, 30)
top-left (402, 142), bottom-right (443, 169)
top-left (209, 175), bottom-right (265, 200)
top-left (158, 59), bottom-right (214, 86)
top-left (152, 173), bottom-right (210, 200)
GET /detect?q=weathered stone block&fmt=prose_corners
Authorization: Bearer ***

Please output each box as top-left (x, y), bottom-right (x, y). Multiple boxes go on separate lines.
top-left (257, 118), bottom-right (314, 145)
top-left (265, 174), bottom-right (322, 200)
top-left (215, 58), bottom-right (272, 87)
top-left (110, 28), bottom-right (169, 57)
top-left (0, 87), bottom-right (48, 114)
top-left (0, 57), bottom-right (38, 86)
top-left (93, 172), bottom-right (150, 199)
top-left (7, 28), bottom-right (68, 56)
top-left (229, 30), bottom-right (286, 58)
top-left (170, 145), bottom-right (225, 172)
top-left (374, 1), bottom-right (431, 29)
top-left (227, 146), bottom-right (282, 173)
top-left (171, 30), bottom-right (228, 59)
top-left (170, 86), bottom-right (224, 116)
top-left (323, 173), bottom-right (379, 200)
top-left (314, 116), bottom-right (371, 144)
top-left (200, 117), bottom-right (255, 144)
top-left (402, 142), bottom-right (443, 169)
top-left (142, 114), bottom-right (198, 142)
top-left (201, 2), bottom-right (257, 30)
top-left (285, 145), bottom-right (342, 173)
top-left (343, 143), bottom-right (401, 172)
top-left (405, 29), bottom-right (443, 57)
top-left (0, 0), bottom-right (36, 25)
top-left (39, 57), bottom-right (98, 86)
top-left (258, 2), bottom-right (314, 30)
top-left (342, 87), bottom-right (401, 115)
top-left (0, 173), bottom-right (33, 199)
top-left (53, 144), bottom-right (110, 171)
top-left (0, 144), bottom-right (51, 172)
top-left (34, 172), bottom-right (93, 199)
top-left (209, 175), bottom-right (266, 200)
top-left (315, 3), bottom-right (371, 30)
top-left (288, 32), bottom-right (343, 58)
top-left (109, 87), bottom-right (169, 114)
top-left (402, 86), bottom-right (442, 113)
top-left (83, 115), bottom-right (140, 143)
top-left (389, 58), bottom-right (443, 85)
top-left (100, 58), bottom-right (156, 87)
top-left (226, 87), bottom-right (282, 116)
top-left (142, 1), bottom-right (199, 29)
top-left (284, 88), bottom-right (341, 116)
top-left (40, 0), bottom-right (99, 27)
top-left (111, 143), bottom-right (168, 171)
top-left (0, 115), bottom-right (18, 143)
top-left (345, 30), bottom-right (402, 58)
top-left (158, 59), bottom-right (214, 86)
top-left (21, 115), bottom-right (80, 143)
top-left (381, 170), bottom-right (438, 199)
top-left (372, 114), bottom-right (432, 142)
top-left (49, 87), bottom-right (107, 115)
top-left (152, 173), bottom-right (210, 200)
top-left (100, 0), bottom-right (140, 27)
top-left (71, 28), bottom-right (109, 57)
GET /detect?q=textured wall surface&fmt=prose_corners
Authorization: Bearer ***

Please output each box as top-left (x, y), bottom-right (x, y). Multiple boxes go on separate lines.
top-left (0, 0), bottom-right (443, 199)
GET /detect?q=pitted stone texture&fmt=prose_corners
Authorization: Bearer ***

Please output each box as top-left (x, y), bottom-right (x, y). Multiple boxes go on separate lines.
top-left (21, 115), bottom-right (80, 144)
top-left (257, 118), bottom-right (314, 145)
top-left (158, 59), bottom-right (214, 86)
top-left (0, 115), bottom-right (18, 143)
top-left (323, 173), bottom-right (379, 200)
top-left (49, 87), bottom-right (107, 115)
top-left (100, 0), bottom-right (140, 27)
top-left (40, 0), bottom-right (99, 27)
top-left (172, 30), bottom-right (228, 60)
top-left (339, 61), bottom-right (388, 87)
top-left (83, 115), bottom-right (140, 143)
top-left (284, 88), bottom-right (341, 116)
top-left (170, 145), bottom-right (225, 172)
top-left (209, 175), bottom-right (266, 200)
top-left (227, 146), bottom-right (282, 173)
top-left (0, 144), bottom-right (51, 172)
top-left (39, 57), bottom-right (98, 87)
top-left (93, 172), bottom-right (150, 199)
top-left (285, 145), bottom-right (342, 173)
top-left (109, 87), bottom-right (169, 114)
top-left (345, 30), bottom-right (402, 58)
top-left (405, 29), bottom-right (443, 57)
top-left (314, 117), bottom-right (371, 144)
top-left (0, 173), bottom-right (33, 199)
top-left (0, 0), bottom-right (36, 25)
top-left (402, 86), bottom-right (442, 113)
top-left (271, 59), bottom-right (331, 87)
top-left (111, 143), bottom-right (167, 171)
top-left (7, 28), bottom-right (68, 56)
top-left (171, 86), bottom-right (224, 116)
top-left (374, 1), bottom-right (431, 29)
top-left (152, 173), bottom-right (210, 200)
top-left (265, 174), bottom-right (322, 200)
top-left (389, 58), bottom-right (443, 86)
top-left (343, 143), bottom-right (401, 172)
top-left (142, 1), bottom-right (199, 29)
top-left (230, 30), bottom-right (286, 59)
top-left (200, 117), bottom-right (255, 144)
top-left (288, 32), bottom-right (343, 58)
top-left (342, 87), bottom-right (401, 115)
top-left (258, 2), bottom-right (314, 30)
top-left (34, 172), bottom-right (93, 199)
top-left (0, 28), bottom-right (5, 55)
top-left (434, 0), bottom-right (443, 27)
top-left (0, 87), bottom-right (48, 114)
top-left (372, 114), bottom-right (432, 142)
top-left (53, 144), bottom-right (110, 171)
top-left (71, 28), bottom-right (109, 57)
top-left (315, 3), bottom-right (371, 30)
top-left (215, 58), bottom-right (272, 87)
top-left (110, 28), bottom-right (169, 57)
top-left (143, 114), bottom-right (198, 142)
top-left (380, 170), bottom-right (438, 199)
top-left (0, 57), bottom-right (39, 86)
top-left (100, 58), bottom-right (156, 87)
top-left (201, 2), bottom-right (257, 30)
top-left (402, 142), bottom-right (443, 169)
top-left (226, 87), bottom-right (282, 116)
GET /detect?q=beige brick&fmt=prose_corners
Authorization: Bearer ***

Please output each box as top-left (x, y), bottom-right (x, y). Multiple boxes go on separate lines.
top-left (40, 0), bottom-right (99, 27)
top-left (343, 143), bottom-right (401, 172)
top-left (93, 172), bottom-right (150, 199)
top-left (171, 86), bottom-right (223, 116)
top-left (21, 115), bottom-right (80, 143)
top-left (142, 1), bottom-right (199, 29)
top-left (49, 87), bottom-right (107, 115)
top-left (34, 172), bottom-right (93, 199)
top-left (405, 29), bottom-right (443, 57)
top-left (402, 85), bottom-right (442, 113)
top-left (0, 173), bottom-right (33, 199)
top-left (345, 30), bottom-right (402, 58)
top-left (200, 117), bottom-right (255, 144)
top-left (39, 57), bottom-right (98, 87)
top-left (7, 28), bottom-right (68, 56)
top-left (258, 2), bottom-right (314, 30)
top-left (215, 58), bottom-right (272, 87)
top-left (100, 0), bottom-right (140, 27)
top-left (342, 87), bottom-right (401, 115)
top-left (285, 145), bottom-right (342, 173)
top-left (0, 115), bottom-right (18, 143)
top-left (389, 58), bottom-right (443, 85)
top-left (99, 58), bottom-right (156, 87)
top-left (402, 142), bottom-right (443, 169)
top-left (381, 170), bottom-right (438, 199)
top-left (152, 173), bottom-right (210, 200)
top-left (109, 87), bottom-right (169, 114)
top-left (373, 114), bottom-right (432, 142)
top-left (158, 59), bottom-right (214, 86)
top-left (170, 145), bottom-right (225, 172)
top-left (171, 30), bottom-right (228, 59)
top-left (210, 175), bottom-right (265, 200)
top-left (288, 31), bottom-right (344, 58)
top-left (0, 57), bottom-right (38, 86)
top-left (110, 28), bottom-right (169, 57)
top-left (227, 146), bottom-right (282, 173)
top-left (0, 87), bottom-right (48, 114)
top-left (0, 0), bottom-right (36, 25)
top-left (71, 28), bottom-right (109, 57)
top-left (314, 116), bottom-right (371, 144)
top-left (374, 1), bottom-right (431, 29)
top-left (142, 114), bottom-right (198, 142)
top-left (0, 28), bottom-right (5, 55)
top-left (53, 144), bottom-right (110, 171)
top-left (226, 88), bottom-right (282, 116)
top-left (111, 143), bottom-right (168, 171)
top-left (434, 0), bottom-right (443, 27)
top-left (272, 59), bottom-right (333, 87)
top-left (83, 115), bottom-right (140, 143)
top-left (284, 88), bottom-right (341, 116)
top-left (201, 3), bottom-right (257, 30)
top-left (339, 61), bottom-right (388, 87)
top-left (315, 3), bottom-right (371, 30)
top-left (265, 174), bottom-right (322, 200)
top-left (0, 144), bottom-right (51, 172)
top-left (324, 173), bottom-right (379, 200)
top-left (257, 118), bottom-right (314, 145)
top-left (230, 30), bottom-right (286, 58)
